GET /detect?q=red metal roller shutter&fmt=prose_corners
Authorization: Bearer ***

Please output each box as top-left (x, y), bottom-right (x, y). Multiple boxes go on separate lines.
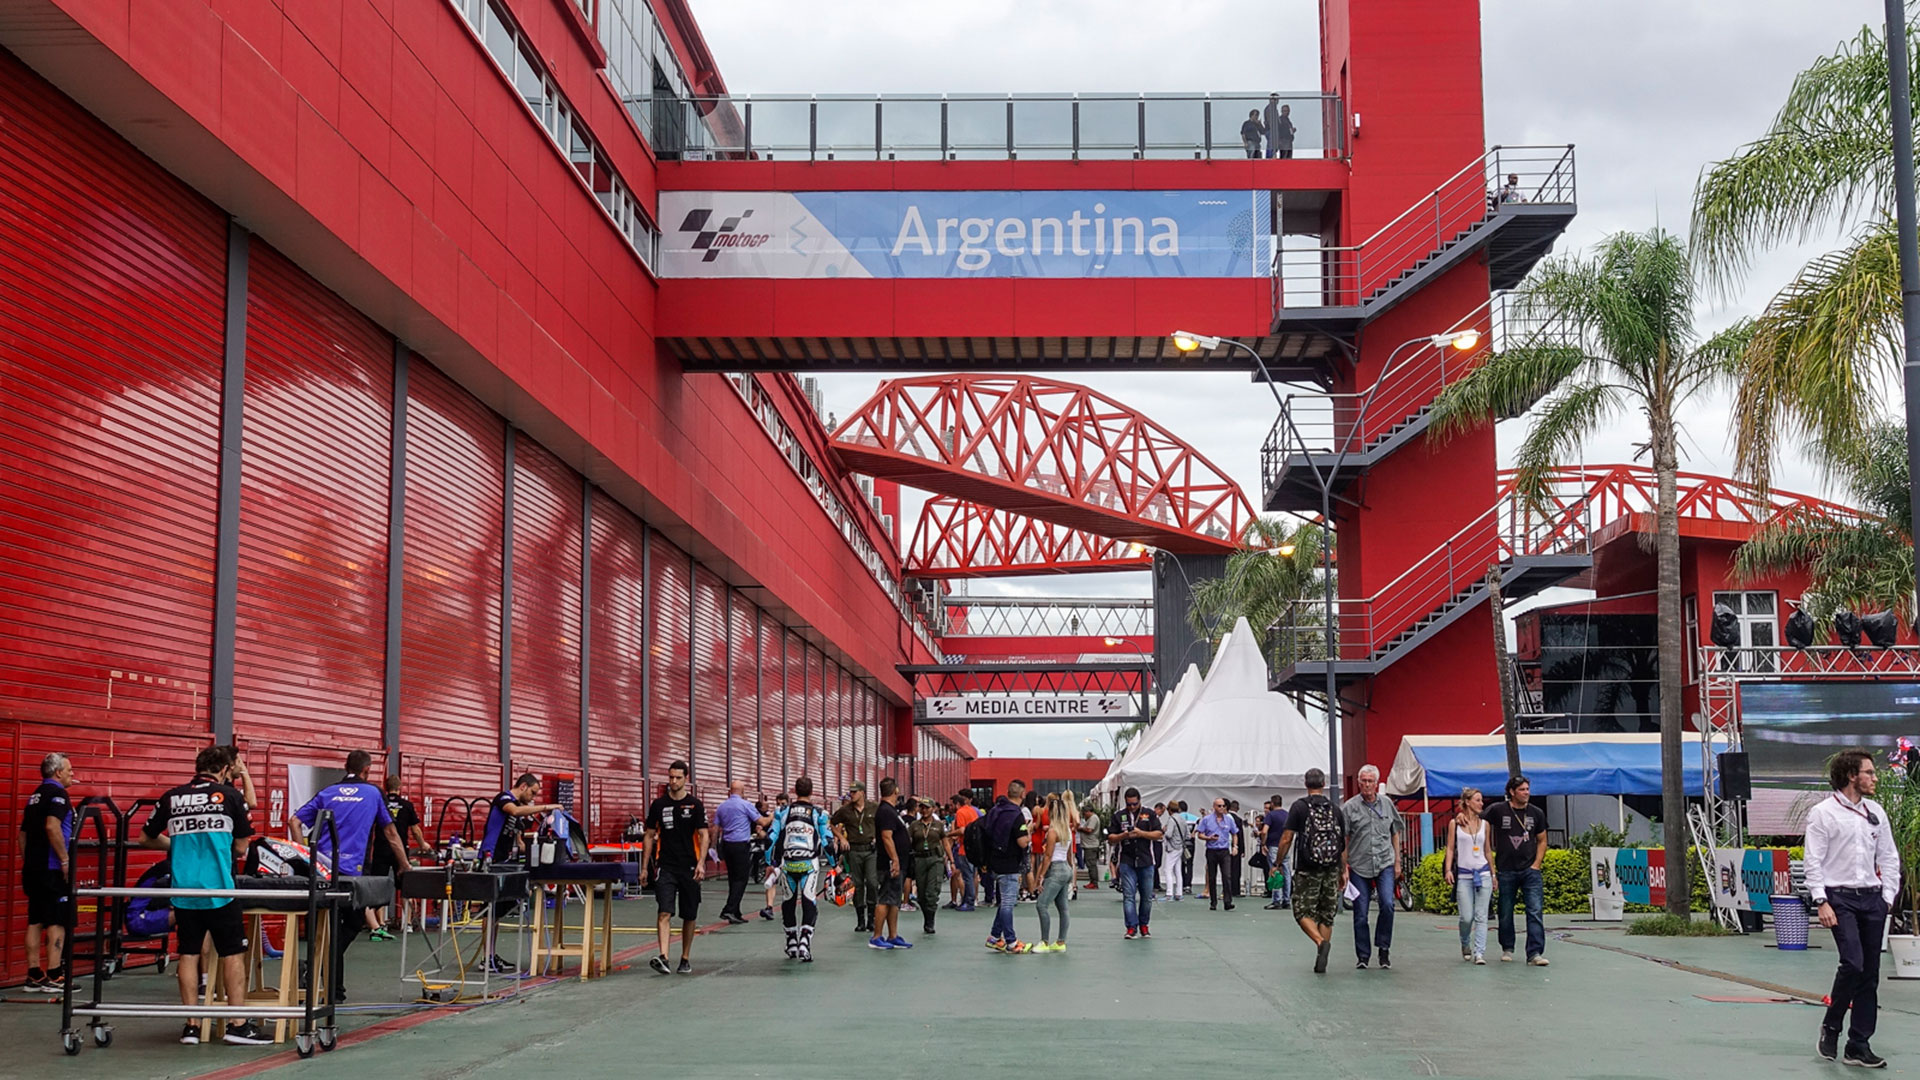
top-left (805, 645), bottom-right (826, 796)
top-left (729, 592), bottom-right (759, 794)
top-left (0, 52), bottom-right (225, 740)
top-left (399, 359), bottom-right (505, 771)
top-left (233, 241), bottom-right (391, 753)
top-left (691, 566), bottom-right (727, 793)
top-left (784, 632), bottom-right (805, 789)
top-left (822, 661), bottom-right (840, 797)
top-left (760, 612), bottom-right (785, 793)
top-left (508, 436), bottom-right (582, 777)
top-left (588, 490), bottom-right (644, 775)
top-left (647, 533), bottom-right (691, 779)
top-left (591, 770), bottom-right (649, 845)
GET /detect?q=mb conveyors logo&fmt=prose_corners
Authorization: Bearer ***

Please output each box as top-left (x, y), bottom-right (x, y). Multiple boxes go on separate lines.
top-left (678, 208), bottom-right (772, 262)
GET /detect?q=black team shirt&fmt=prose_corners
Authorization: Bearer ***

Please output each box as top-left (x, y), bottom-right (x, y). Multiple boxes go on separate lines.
top-left (645, 791), bottom-right (707, 870)
top-left (873, 799), bottom-right (910, 879)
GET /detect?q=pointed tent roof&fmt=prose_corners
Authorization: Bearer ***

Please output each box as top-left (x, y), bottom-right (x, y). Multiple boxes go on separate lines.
top-left (1099, 660), bottom-right (1202, 796)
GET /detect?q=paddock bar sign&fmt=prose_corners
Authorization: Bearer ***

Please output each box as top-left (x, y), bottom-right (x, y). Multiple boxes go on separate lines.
top-left (924, 695), bottom-right (1138, 721)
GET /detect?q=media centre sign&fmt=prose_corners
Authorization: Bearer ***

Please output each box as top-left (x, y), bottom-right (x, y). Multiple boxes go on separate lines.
top-left (923, 694), bottom-right (1138, 722)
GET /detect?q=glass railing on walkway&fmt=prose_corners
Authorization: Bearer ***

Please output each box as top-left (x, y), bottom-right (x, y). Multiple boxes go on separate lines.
top-left (651, 92), bottom-right (1344, 162)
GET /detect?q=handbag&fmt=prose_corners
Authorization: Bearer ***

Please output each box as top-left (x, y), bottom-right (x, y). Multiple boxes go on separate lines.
top-left (1248, 850), bottom-right (1270, 871)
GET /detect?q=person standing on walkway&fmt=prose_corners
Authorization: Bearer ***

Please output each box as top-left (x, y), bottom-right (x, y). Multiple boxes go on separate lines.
top-left (1108, 788), bottom-right (1163, 940)
top-left (1264, 95), bottom-right (1296, 159)
top-left (869, 777), bottom-right (914, 951)
top-left (1034, 791), bottom-right (1079, 952)
top-left (1261, 795), bottom-right (1291, 910)
top-left (948, 792), bottom-right (979, 911)
top-left (1149, 802), bottom-right (1180, 901)
top-left (1340, 764), bottom-right (1404, 970)
top-left (1227, 800), bottom-right (1248, 900)
top-left (712, 780), bottom-right (770, 925)
top-left (768, 776), bottom-right (833, 962)
top-left (641, 761), bottom-right (707, 975)
top-left (910, 799), bottom-right (948, 936)
top-left (1443, 786), bottom-right (1492, 964)
top-left (291, 750), bottom-right (413, 1000)
top-left (1195, 799), bottom-right (1237, 910)
top-left (1274, 768), bottom-right (1346, 974)
top-left (1240, 110), bottom-right (1264, 158)
top-left (982, 780), bottom-right (1035, 953)
top-left (19, 752), bottom-right (74, 996)
top-left (1077, 800), bottom-right (1102, 889)
top-left (830, 781), bottom-right (879, 934)
top-left (1806, 749), bottom-right (1900, 1068)
top-left (1485, 774), bottom-right (1548, 966)
top-left (1178, 801), bottom-right (1199, 891)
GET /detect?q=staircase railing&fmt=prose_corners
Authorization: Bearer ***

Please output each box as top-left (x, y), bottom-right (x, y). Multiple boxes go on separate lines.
top-left (1271, 144), bottom-right (1576, 313)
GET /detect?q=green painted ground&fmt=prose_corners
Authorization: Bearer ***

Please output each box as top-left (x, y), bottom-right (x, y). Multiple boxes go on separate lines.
top-left (6, 887), bottom-right (1919, 1079)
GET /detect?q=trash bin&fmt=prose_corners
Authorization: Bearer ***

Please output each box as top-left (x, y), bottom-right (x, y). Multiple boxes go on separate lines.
top-left (1771, 895), bottom-right (1809, 950)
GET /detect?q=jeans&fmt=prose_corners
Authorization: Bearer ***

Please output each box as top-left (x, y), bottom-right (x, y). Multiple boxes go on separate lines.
top-left (1824, 887), bottom-right (1890, 1046)
top-left (1455, 868), bottom-right (1492, 956)
top-left (1036, 863), bottom-right (1073, 943)
top-left (1265, 847), bottom-right (1289, 901)
top-left (989, 872), bottom-right (1023, 944)
top-left (719, 840), bottom-right (752, 917)
top-left (1496, 867), bottom-right (1545, 959)
top-left (951, 853), bottom-right (976, 907)
top-left (1352, 866), bottom-right (1396, 960)
top-left (1116, 862), bottom-right (1155, 930)
top-left (1243, 136), bottom-right (1260, 158)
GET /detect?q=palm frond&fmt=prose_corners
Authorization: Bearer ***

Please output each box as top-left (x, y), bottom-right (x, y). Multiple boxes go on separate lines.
top-left (1426, 343), bottom-right (1588, 440)
top-left (1509, 381), bottom-right (1621, 509)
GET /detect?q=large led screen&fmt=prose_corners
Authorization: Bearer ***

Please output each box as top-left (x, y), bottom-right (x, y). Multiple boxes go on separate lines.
top-left (1740, 681), bottom-right (1920, 833)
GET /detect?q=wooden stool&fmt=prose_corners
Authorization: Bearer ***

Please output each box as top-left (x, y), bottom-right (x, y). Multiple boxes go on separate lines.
top-left (528, 881), bottom-right (612, 980)
top-left (199, 908), bottom-right (329, 1044)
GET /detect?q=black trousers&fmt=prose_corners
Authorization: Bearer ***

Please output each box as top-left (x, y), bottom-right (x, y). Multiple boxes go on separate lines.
top-left (720, 840), bottom-right (753, 917)
top-left (1227, 848), bottom-right (1243, 896)
top-left (1205, 848), bottom-right (1232, 902)
top-left (1824, 887), bottom-right (1889, 1046)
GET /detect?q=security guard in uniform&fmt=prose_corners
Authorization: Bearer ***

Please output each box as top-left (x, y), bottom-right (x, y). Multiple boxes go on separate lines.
top-left (909, 799), bottom-right (949, 936)
top-left (830, 783), bottom-right (879, 933)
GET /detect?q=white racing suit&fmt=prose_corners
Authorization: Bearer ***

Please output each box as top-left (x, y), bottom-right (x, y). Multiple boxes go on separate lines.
top-left (767, 802), bottom-right (834, 960)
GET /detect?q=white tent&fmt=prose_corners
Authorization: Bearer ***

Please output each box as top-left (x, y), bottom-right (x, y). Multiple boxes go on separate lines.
top-left (1104, 617), bottom-right (1329, 812)
top-left (1097, 661), bottom-right (1203, 798)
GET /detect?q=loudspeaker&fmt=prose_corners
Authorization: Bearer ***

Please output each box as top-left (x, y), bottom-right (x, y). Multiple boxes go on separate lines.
top-left (1717, 752), bottom-right (1751, 801)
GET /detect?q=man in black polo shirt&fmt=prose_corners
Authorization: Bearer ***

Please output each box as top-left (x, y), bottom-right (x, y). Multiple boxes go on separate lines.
top-left (19, 752), bottom-right (75, 994)
top-left (641, 761), bottom-right (707, 975)
top-left (1107, 787), bottom-right (1163, 940)
top-left (365, 774), bottom-right (426, 938)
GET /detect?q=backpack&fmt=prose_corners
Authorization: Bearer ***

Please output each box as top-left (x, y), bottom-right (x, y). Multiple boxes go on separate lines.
top-left (1302, 796), bottom-right (1342, 867)
top-left (778, 805), bottom-right (822, 869)
top-left (962, 814), bottom-right (988, 868)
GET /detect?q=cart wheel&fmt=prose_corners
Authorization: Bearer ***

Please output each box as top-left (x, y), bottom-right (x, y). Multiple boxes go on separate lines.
top-left (294, 1034), bottom-right (315, 1059)
top-left (1397, 878), bottom-right (1414, 912)
top-left (61, 1031), bottom-right (81, 1056)
top-left (92, 1025), bottom-right (113, 1047)
top-left (316, 1026), bottom-right (337, 1052)
top-left (100, 956), bottom-right (119, 978)
top-left (154, 954), bottom-right (168, 975)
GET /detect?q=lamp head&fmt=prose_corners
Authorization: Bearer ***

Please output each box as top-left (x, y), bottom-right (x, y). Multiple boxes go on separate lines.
top-left (1102, 637), bottom-right (1124, 647)
top-left (1436, 329), bottom-right (1481, 351)
top-left (1171, 331), bottom-right (1223, 353)
top-left (1276, 543), bottom-right (1296, 557)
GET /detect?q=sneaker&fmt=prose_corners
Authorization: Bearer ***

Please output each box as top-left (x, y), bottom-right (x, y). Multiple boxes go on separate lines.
top-left (368, 927), bottom-right (393, 942)
top-left (486, 955), bottom-right (517, 975)
top-left (1462, 951), bottom-right (1473, 962)
top-left (868, 937), bottom-right (894, 950)
top-left (22, 970), bottom-right (46, 994)
top-left (956, 903), bottom-right (975, 912)
top-left (649, 955), bottom-right (672, 975)
top-left (759, 907), bottom-right (774, 921)
top-left (902, 901), bottom-right (917, 912)
top-left (676, 958), bottom-right (692, 974)
top-left (1315, 938), bottom-right (1331, 975)
top-left (1527, 954), bottom-right (1550, 967)
top-left (41, 971), bottom-right (66, 994)
top-left (1473, 953), bottom-right (1487, 965)
top-left (1125, 928), bottom-right (1137, 940)
top-left (1843, 1044), bottom-right (1887, 1069)
top-left (1138, 925), bottom-right (1151, 938)
top-left (799, 950), bottom-right (813, 963)
top-left (1379, 949), bottom-right (1391, 970)
top-left (1500, 951), bottom-right (1514, 963)
top-left (1004, 941), bottom-right (1033, 954)
top-left (1818, 1027), bottom-right (1840, 1062)
top-left (223, 1021), bottom-right (272, 1046)
top-left (1224, 901), bottom-right (1235, 911)
top-left (1265, 902), bottom-right (1284, 910)
top-left (1053, 942), bottom-right (1068, 954)
top-left (888, 936), bottom-right (913, 949)
top-left (179, 1023), bottom-right (200, 1045)
top-left (1356, 958), bottom-right (1369, 970)
top-left (985, 938), bottom-right (1006, 952)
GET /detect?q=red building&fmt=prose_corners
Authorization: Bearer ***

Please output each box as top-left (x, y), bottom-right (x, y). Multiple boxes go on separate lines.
top-left (968, 758), bottom-right (1113, 802)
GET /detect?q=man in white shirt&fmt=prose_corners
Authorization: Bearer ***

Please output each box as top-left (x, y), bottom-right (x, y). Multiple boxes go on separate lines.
top-left (1803, 749), bottom-right (1900, 1069)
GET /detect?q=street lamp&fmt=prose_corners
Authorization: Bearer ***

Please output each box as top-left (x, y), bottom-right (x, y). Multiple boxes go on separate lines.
top-left (1168, 328), bottom-right (1473, 802)
top-left (1102, 636), bottom-right (1152, 723)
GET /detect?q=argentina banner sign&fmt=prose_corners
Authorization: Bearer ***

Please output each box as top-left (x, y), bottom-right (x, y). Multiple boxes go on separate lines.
top-left (659, 190), bottom-right (1270, 279)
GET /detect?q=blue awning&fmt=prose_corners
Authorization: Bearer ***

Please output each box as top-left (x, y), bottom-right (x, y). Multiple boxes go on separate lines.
top-left (1385, 733), bottom-right (1705, 798)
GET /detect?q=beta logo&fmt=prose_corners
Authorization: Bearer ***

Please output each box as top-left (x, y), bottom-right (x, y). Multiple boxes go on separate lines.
top-left (677, 208), bottom-right (771, 262)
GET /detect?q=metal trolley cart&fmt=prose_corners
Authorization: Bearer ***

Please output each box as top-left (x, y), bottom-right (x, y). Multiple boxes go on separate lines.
top-left (58, 812), bottom-right (349, 1059)
top-left (398, 865), bottom-right (530, 1001)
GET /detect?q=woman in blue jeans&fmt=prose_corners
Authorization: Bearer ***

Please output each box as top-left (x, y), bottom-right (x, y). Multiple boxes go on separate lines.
top-left (1443, 787), bottom-right (1492, 963)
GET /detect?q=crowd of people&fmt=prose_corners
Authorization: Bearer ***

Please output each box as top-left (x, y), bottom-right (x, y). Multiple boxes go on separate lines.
top-left (1238, 93), bottom-right (1298, 159)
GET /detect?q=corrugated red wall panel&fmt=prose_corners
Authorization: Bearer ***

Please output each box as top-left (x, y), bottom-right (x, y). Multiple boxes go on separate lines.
top-left (729, 592), bottom-right (759, 793)
top-left (784, 632), bottom-right (805, 790)
top-left (760, 612), bottom-right (785, 793)
top-left (0, 51), bottom-right (225, 739)
top-left (647, 533), bottom-right (692, 778)
top-left (509, 436), bottom-right (583, 775)
top-left (588, 490), bottom-right (645, 777)
top-left (233, 241), bottom-right (391, 753)
top-left (592, 769), bottom-right (651, 845)
top-left (399, 359), bottom-right (505, 770)
top-left (691, 566), bottom-right (727, 795)
top-left (805, 645), bottom-right (826, 797)
top-left (821, 660), bottom-right (840, 797)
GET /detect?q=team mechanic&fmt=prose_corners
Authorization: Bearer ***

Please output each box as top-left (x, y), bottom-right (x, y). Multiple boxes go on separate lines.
top-left (291, 750), bottom-right (412, 1002)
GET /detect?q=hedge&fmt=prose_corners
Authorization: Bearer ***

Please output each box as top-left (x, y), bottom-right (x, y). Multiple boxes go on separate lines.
top-left (1407, 844), bottom-right (1802, 916)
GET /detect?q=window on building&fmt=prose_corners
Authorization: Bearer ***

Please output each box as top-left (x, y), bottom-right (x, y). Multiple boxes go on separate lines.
top-left (599, 0), bottom-right (694, 153)
top-left (1684, 595), bottom-right (1699, 683)
top-left (1712, 590), bottom-right (1777, 672)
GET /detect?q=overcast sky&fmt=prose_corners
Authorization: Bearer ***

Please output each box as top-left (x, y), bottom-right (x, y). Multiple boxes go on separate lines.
top-left (690, 0), bottom-right (1897, 759)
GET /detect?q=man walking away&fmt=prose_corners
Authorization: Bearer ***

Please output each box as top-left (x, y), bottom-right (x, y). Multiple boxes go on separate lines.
top-left (1264, 96), bottom-right (1296, 159)
top-left (769, 777), bottom-right (833, 962)
top-left (1157, 802), bottom-right (1186, 901)
top-left (291, 750), bottom-right (412, 1001)
top-left (830, 782), bottom-right (879, 934)
top-left (1077, 800), bottom-right (1102, 889)
top-left (1340, 764), bottom-right (1404, 970)
top-left (19, 753), bottom-right (74, 995)
top-left (641, 761), bottom-right (707, 975)
top-left (870, 778), bottom-right (914, 951)
top-left (948, 792), bottom-right (980, 911)
top-left (910, 799), bottom-right (948, 936)
top-left (1108, 788), bottom-right (1163, 940)
top-left (1261, 795), bottom-right (1291, 909)
top-left (1195, 800), bottom-right (1236, 910)
top-left (1486, 775), bottom-right (1548, 966)
top-left (713, 780), bottom-right (770, 925)
top-left (982, 779), bottom-right (1035, 953)
top-left (1275, 768), bottom-right (1346, 974)
top-left (1806, 749), bottom-right (1900, 1068)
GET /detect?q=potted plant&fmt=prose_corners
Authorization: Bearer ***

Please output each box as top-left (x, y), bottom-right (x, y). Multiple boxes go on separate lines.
top-left (1876, 750), bottom-right (1920, 978)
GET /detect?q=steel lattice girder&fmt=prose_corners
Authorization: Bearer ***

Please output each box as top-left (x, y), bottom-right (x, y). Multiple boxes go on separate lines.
top-left (903, 494), bottom-right (1155, 577)
top-left (832, 374), bottom-right (1252, 554)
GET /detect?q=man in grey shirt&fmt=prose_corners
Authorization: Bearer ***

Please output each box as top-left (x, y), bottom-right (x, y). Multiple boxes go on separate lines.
top-left (1263, 95), bottom-right (1296, 159)
top-left (1340, 764), bottom-right (1404, 969)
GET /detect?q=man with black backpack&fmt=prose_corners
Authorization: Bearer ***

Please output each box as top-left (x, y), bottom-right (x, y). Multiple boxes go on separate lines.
top-left (1274, 768), bottom-right (1347, 974)
top-left (766, 776), bottom-right (834, 962)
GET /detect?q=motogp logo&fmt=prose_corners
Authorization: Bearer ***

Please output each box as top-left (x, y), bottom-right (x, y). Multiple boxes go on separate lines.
top-left (678, 208), bottom-right (772, 262)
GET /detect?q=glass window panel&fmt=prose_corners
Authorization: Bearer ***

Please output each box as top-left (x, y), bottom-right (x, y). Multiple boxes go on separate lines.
top-left (1010, 96), bottom-right (1073, 159)
top-left (1143, 96), bottom-right (1207, 159)
top-left (1076, 96), bottom-right (1138, 158)
top-left (483, 2), bottom-right (515, 69)
top-left (1750, 622), bottom-right (1775, 646)
top-left (515, 42), bottom-right (546, 116)
top-left (814, 97), bottom-right (875, 157)
top-left (1711, 592), bottom-right (1735, 610)
top-left (946, 97), bottom-right (1006, 159)
top-left (877, 97), bottom-right (942, 159)
top-left (1746, 592), bottom-right (1775, 615)
top-left (745, 99), bottom-right (811, 157)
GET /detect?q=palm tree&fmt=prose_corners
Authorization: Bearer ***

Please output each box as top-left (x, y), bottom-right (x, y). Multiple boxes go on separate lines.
top-left (1736, 421), bottom-right (1915, 620)
top-left (1691, 20), bottom-right (1914, 485)
top-left (1427, 229), bottom-right (1752, 917)
top-left (1185, 517), bottom-right (1328, 672)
